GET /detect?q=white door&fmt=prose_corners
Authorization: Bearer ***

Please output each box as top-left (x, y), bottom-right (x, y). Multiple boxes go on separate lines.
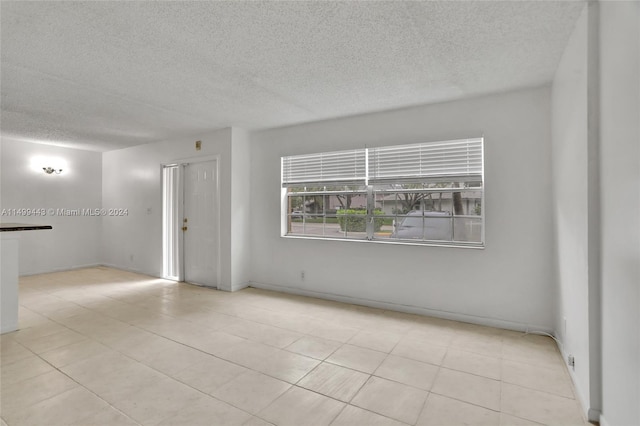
top-left (183, 160), bottom-right (219, 287)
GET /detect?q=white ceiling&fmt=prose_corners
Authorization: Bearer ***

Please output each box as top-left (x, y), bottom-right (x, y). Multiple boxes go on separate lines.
top-left (1, 1), bottom-right (585, 152)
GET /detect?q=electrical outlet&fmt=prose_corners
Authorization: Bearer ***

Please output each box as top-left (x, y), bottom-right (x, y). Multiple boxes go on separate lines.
top-left (129, 254), bottom-right (134, 262)
top-left (301, 271), bottom-right (305, 281)
top-left (568, 354), bottom-right (575, 370)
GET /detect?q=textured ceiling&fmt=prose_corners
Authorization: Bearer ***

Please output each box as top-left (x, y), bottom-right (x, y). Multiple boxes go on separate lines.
top-left (1, 1), bottom-right (585, 152)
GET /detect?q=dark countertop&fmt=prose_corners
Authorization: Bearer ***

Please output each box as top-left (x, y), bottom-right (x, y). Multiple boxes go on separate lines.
top-left (0, 223), bottom-right (53, 232)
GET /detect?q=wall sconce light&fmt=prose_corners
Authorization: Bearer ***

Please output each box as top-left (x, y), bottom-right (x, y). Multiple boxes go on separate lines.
top-left (43, 167), bottom-right (63, 175)
top-left (31, 156), bottom-right (67, 175)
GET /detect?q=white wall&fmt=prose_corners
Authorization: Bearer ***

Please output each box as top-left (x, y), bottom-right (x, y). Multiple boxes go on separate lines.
top-left (0, 139), bottom-right (102, 274)
top-left (599, 2), bottom-right (640, 425)
top-left (102, 128), bottom-right (230, 281)
top-left (250, 87), bottom-right (556, 331)
top-left (101, 127), bottom-right (250, 291)
top-left (551, 4), bottom-right (596, 419)
top-left (230, 128), bottom-right (252, 291)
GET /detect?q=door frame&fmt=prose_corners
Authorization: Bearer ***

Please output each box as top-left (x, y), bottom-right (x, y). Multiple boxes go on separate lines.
top-left (161, 155), bottom-right (221, 288)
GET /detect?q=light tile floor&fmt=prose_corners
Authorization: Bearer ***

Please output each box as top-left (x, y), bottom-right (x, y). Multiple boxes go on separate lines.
top-left (0, 267), bottom-right (590, 426)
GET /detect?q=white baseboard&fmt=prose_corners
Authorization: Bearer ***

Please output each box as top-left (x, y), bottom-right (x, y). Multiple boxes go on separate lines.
top-left (99, 263), bottom-right (158, 278)
top-left (1, 322), bottom-right (18, 334)
top-left (553, 336), bottom-right (600, 424)
top-left (587, 409), bottom-right (601, 423)
top-left (599, 414), bottom-right (610, 426)
top-left (19, 263), bottom-right (103, 277)
top-left (249, 280), bottom-right (554, 334)
top-left (231, 281), bottom-right (250, 292)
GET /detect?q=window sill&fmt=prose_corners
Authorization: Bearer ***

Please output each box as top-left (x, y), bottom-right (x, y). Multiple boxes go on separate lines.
top-left (281, 234), bottom-right (485, 249)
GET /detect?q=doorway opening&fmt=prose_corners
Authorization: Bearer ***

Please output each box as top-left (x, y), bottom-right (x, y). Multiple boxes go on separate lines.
top-left (162, 159), bottom-right (220, 287)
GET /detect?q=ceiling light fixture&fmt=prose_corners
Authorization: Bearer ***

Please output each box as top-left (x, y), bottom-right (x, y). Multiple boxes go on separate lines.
top-left (43, 167), bottom-right (63, 175)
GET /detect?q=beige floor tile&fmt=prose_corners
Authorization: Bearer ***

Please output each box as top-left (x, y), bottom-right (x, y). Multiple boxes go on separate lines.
top-left (298, 362), bottom-right (369, 402)
top-left (78, 406), bottom-right (139, 426)
top-left (11, 321), bottom-right (69, 345)
top-left (4, 268), bottom-right (583, 426)
top-left (259, 386), bottom-right (345, 426)
top-left (244, 417), bottom-right (275, 426)
top-left (0, 337), bottom-right (33, 365)
top-left (0, 355), bottom-right (54, 386)
top-left (335, 308), bottom-right (385, 330)
top-left (54, 311), bottom-right (116, 330)
top-left (404, 324), bottom-right (457, 347)
top-left (330, 405), bottom-right (408, 426)
top-left (218, 338), bottom-right (287, 365)
top-left (205, 299), bottom-right (259, 317)
top-left (417, 393), bottom-right (500, 426)
top-left (224, 319), bottom-right (304, 349)
top-left (391, 337), bottom-right (447, 366)
top-left (501, 383), bottom-right (586, 425)
top-left (441, 348), bottom-right (501, 380)
top-left (243, 416), bottom-right (275, 426)
top-left (20, 296), bottom-right (76, 315)
top-left (121, 334), bottom-right (212, 376)
top-left (158, 395), bottom-right (252, 426)
top-left (2, 386), bottom-right (110, 426)
top-left (98, 325), bottom-right (158, 351)
top-left (348, 330), bottom-right (402, 353)
top-left (172, 354), bottom-right (248, 394)
top-left (44, 304), bottom-right (92, 321)
top-left (109, 376), bottom-right (203, 425)
top-left (431, 368), bottom-right (501, 411)
top-left (285, 335), bottom-right (341, 360)
top-left (268, 314), bottom-right (322, 335)
top-left (60, 349), bottom-right (137, 379)
top-left (0, 370), bottom-right (78, 415)
top-left (186, 330), bottom-right (248, 356)
top-left (351, 376), bottom-right (428, 424)
top-left (454, 323), bottom-right (504, 339)
top-left (374, 354), bottom-right (439, 390)
top-left (16, 307), bottom-right (50, 328)
top-left (182, 309), bottom-right (239, 330)
top-left (219, 340), bottom-right (320, 383)
top-left (499, 413), bottom-right (544, 425)
top-left (70, 320), bottom-right (133, 344)
top-left (61, 351), bottom-right (164, 402)
top-left (134, 313), bottom-right (196, 333)
top-left (38, 339), bottom-right (111, 368)
top-left (326, 344), bottom-right (387, 374)
top-left (212, 370), bottom-right (291, 414)
top-left (502, 359), bottom-right (574, 398)
top-left (502, 340), bottom-right (565, 370)
top-left (15, 328), bottom-right (87, 354)
top-left (366, 315), bottom-right (414, 335)
top-left (256, 350), bottom-right (321, 383)
top-left (450, 334), bottom-right (503, 358)
top-left (308, 323), bottom-right (360, 343)
top-left (502, 333), bottom-right (558, 352)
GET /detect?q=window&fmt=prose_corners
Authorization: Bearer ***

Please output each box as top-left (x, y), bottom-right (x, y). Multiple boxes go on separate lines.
top-left (282, 138), bottom-right (484, 247)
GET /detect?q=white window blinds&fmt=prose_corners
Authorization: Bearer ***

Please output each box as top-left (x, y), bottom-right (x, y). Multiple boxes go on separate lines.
top-left (368, 138), bottom-right (483, 183)
top-left (281, 148), bottom-right (366, 186)
top-left (282, 138), bottom-right (483, 186)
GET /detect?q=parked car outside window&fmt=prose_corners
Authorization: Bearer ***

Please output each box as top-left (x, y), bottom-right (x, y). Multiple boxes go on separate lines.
top-left (391, 210), bottom-right (452, 241)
